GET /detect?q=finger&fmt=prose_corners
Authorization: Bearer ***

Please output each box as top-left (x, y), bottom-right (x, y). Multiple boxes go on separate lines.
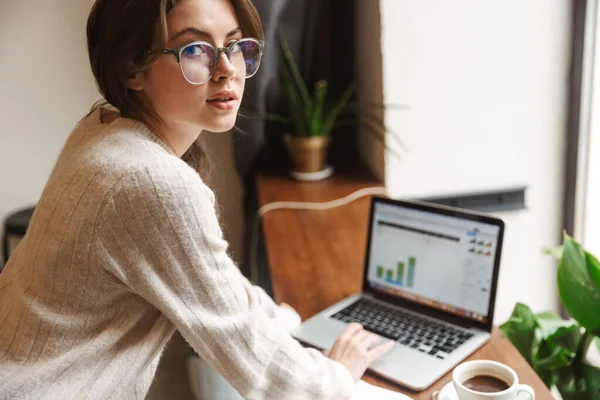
top-left (352, 329), bottom-right (374, 344)
top-left (360, 332), bottom-right (386, 349)
top-left (322, 349), bottom-right (330, 357)
top-left (367, 339), bottom-right (395, 362)
top-left (330, 323), bottom-right (364, 359)
top-left (340, 322), bottom-right (364, 339)
top-left (349, 330), bottom-right (372, 347)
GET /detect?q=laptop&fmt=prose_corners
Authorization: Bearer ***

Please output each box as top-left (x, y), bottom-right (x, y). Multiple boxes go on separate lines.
top-left (292, 196), bottom-right (505, 391)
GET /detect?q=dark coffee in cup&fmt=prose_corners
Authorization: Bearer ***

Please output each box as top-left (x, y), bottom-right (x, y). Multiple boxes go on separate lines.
top-left (463, 375), bottom-right (510, 393)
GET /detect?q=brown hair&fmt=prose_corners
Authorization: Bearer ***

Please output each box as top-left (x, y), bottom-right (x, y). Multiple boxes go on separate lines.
top-left (86, 0), bottom-right (264, 177)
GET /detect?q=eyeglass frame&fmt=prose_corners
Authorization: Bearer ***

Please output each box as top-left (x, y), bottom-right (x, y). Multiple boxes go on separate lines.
top-left (161, 37), bottom-right (264, 85)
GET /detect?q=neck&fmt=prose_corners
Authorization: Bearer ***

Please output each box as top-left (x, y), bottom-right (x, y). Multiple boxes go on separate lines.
top-left (153, 118), bottom-right (202, 158)
top-left (102, 109), bottom-right (201, 158)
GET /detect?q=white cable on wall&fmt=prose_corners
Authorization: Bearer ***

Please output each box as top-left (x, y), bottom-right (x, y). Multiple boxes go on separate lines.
top-left (249, 186), bottom-right (391, 284)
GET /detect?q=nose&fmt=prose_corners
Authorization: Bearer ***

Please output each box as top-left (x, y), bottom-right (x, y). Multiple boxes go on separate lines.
top-left (212, 51), bottom-right (236, 82)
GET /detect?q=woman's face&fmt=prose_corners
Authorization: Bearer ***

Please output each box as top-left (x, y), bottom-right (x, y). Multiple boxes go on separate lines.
top-left (133, 0), bottom-right (245, 134)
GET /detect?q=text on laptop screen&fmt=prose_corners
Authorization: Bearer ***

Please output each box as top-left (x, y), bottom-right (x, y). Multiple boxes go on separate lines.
top-left (367, 202), bottom-right (500, 324)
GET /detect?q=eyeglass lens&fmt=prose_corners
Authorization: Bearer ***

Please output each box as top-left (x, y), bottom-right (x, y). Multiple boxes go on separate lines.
top-left (180, 39), bottom-right (262, 84)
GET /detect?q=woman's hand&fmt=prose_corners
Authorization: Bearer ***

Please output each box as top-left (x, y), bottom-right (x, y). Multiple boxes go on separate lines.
top-left (325, 323), bottom-right (395, 381)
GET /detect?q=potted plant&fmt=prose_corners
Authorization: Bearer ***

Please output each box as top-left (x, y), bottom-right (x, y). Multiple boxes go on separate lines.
top-left (249, 29), bottom-right (406, 180)
top-left (501, 234), bottom-right (600, 399)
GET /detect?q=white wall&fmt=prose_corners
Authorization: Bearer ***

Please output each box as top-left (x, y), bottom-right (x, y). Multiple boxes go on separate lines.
top-left (358, 0), bottom-right (571, 323)
top-left (0, 0), bottom-right (100, 247)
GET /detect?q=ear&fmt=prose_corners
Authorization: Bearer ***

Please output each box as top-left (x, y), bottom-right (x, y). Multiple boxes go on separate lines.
top-left (127, 73), bottom-right (144, 91)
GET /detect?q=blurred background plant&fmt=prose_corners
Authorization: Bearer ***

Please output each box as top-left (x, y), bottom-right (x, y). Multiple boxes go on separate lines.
top-left (243, 28), bottom-right (407, 176)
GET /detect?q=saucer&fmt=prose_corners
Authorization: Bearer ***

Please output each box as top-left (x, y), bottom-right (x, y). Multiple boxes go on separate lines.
top-left (290, 165), bottom-right (334, 181)
top-left (435, 381), bottom-right (458, 400)
top-left (434, 381), bottom-right (536, 399)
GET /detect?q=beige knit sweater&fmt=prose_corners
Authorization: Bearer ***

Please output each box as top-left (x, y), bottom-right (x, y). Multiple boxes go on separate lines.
top-left (0, 109), bottom-right (355, 399)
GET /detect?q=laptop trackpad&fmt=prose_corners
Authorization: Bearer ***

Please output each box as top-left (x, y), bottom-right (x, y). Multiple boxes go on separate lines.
top-left (292, 317), bottom-right (443, 388)
top-left (292, 317), bottom-right (347, 351)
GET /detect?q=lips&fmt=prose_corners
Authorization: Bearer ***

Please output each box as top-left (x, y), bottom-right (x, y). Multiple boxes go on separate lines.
top-left (207, 90), bottom-right (238, 103)
top-left (206, 90), bottom-right (238, 111)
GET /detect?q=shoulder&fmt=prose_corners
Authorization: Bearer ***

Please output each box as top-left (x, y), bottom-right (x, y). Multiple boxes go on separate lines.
top-left (124, 156), bottom-right (206, 193)
top-left (67, 110), bottom-right (216, 215)
top-left (99, 153), bottom-right (221, 241)
top-left (77, 112), bottom-right (205, 193)
top-left (110, 153), bottom-right (216, 213)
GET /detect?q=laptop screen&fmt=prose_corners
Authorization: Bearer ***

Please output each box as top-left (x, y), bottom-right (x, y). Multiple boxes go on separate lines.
top-left (366, 201), bottom-right (501, 325)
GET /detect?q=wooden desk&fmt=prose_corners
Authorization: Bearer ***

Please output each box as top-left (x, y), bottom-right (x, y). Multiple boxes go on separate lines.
top-left (256, 171), bottom-right (553, 399)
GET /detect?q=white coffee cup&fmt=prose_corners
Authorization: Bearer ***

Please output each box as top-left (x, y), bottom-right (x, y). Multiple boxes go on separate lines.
top-left (452, 360), bottom-right (535, 400)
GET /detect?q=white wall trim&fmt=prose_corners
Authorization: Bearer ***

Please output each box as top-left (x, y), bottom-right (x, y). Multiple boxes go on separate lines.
top-left (574, 0), bottom-right (598, 242)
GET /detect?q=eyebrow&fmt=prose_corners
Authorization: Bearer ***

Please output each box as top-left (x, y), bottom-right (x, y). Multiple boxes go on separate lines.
top-left (169, 27), bottom-right (242, 42)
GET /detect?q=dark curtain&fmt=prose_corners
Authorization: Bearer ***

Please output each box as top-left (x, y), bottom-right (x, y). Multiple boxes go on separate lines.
top-left (235, 0), bottom-right (358, 179)
top-left (235, 0), bottom-right (357, 288)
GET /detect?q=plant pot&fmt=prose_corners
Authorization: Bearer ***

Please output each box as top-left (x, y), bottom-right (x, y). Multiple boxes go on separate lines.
top-left (186, 355), bottom-right (244, 400)
top-left (283, 134), bottom-right (333, 180)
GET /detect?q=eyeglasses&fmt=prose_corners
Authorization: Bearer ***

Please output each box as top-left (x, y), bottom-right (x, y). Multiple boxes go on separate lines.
top-left (161, 38), bottom-right (264, 85)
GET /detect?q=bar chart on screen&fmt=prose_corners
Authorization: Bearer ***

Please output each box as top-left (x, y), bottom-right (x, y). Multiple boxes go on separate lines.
top-left (368, 218), bottom-right (464, 304)
top-left (376, 256), bottom-right (417, 288)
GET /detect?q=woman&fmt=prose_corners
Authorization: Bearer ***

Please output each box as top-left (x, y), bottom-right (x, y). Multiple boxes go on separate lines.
top-left (0, 0), bottom-right (393, 398)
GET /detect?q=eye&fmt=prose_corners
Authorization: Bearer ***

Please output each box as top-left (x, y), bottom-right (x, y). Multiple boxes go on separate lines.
top-left (228, 41), bottom-right (242, 53)
top-left (182, 44), bottom-right (208, 58)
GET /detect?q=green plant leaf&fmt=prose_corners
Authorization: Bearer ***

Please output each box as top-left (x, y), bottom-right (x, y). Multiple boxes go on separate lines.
top-left (532, 323), bottom-right (580, 373)
top-left (343, 102), bottom-right (409, 153)
top-left (321, 83), bottom-right (356, 136)
top-left (532, 324), bottom-right (582, 394)
top-left (500, 303), bottom-right (537, 362)
top-left (583, 361), bottom-right (600, 399)
top-left (333, 117), bottom-right (405, 162)
top-left (537, 313), bottom-right (582, 354)
top-left (278, 28), bottom-right (312, 117)
top-left (359, 109), bottom-right (408, 152)
top-left (345, 101), bottom-right (408, 112)
top-left (535, 367), bottom-right (557, 389)
top-left (537, 311), bottom-right (565, 321)
top-left (311, 80), bottom-right (327, 136)
top-left (536, 311), bottom-right (575, 338)
top-left (533, 342), bottom-right (573, 370)
top-left (332, 118), bottom-right (358, 129)
top-left (569, 331), bottom-right (594, 393)
top-left (239, 110), bottom-right (291, 124)
top-left (556, 369), bottom-right (588, 400)
top-left (558, 234), bottom-right (600, 335)
top-left (545, 246), bottom-right (564, 261)
top-left (586, 251), bottom-right (600, 293)
top-left (596, 336), bottom-right (600, 353)
top-left (280, 67), bottom-right (309, 137)
top-left (550, 326), bottom-right (583, 356)
top-left (359, 118), bottom-right (405, 161)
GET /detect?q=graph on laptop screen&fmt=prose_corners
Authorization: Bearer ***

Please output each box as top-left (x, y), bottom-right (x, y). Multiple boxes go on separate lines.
top-left (367, 202), bottom-right (500, 324)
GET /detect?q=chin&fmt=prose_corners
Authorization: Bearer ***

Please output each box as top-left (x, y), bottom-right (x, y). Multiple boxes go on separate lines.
top-left (205, 115), bottom-right (237, 133)
top-left (201, 105), bottom-right (240, 133)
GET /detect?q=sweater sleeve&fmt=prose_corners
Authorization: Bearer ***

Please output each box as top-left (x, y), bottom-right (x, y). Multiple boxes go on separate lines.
top-left (242, 279), bottom-right (302, 332)
top-left (94, 159), bottom-right (356, 400)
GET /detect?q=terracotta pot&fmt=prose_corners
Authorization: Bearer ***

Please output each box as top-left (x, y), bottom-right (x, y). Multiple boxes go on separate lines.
top-left (283, 134), bottom-right (330, 173)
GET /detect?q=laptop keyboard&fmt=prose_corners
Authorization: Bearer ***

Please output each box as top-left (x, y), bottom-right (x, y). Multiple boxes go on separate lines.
top-left (330, 298), bottom-right (474, 360)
